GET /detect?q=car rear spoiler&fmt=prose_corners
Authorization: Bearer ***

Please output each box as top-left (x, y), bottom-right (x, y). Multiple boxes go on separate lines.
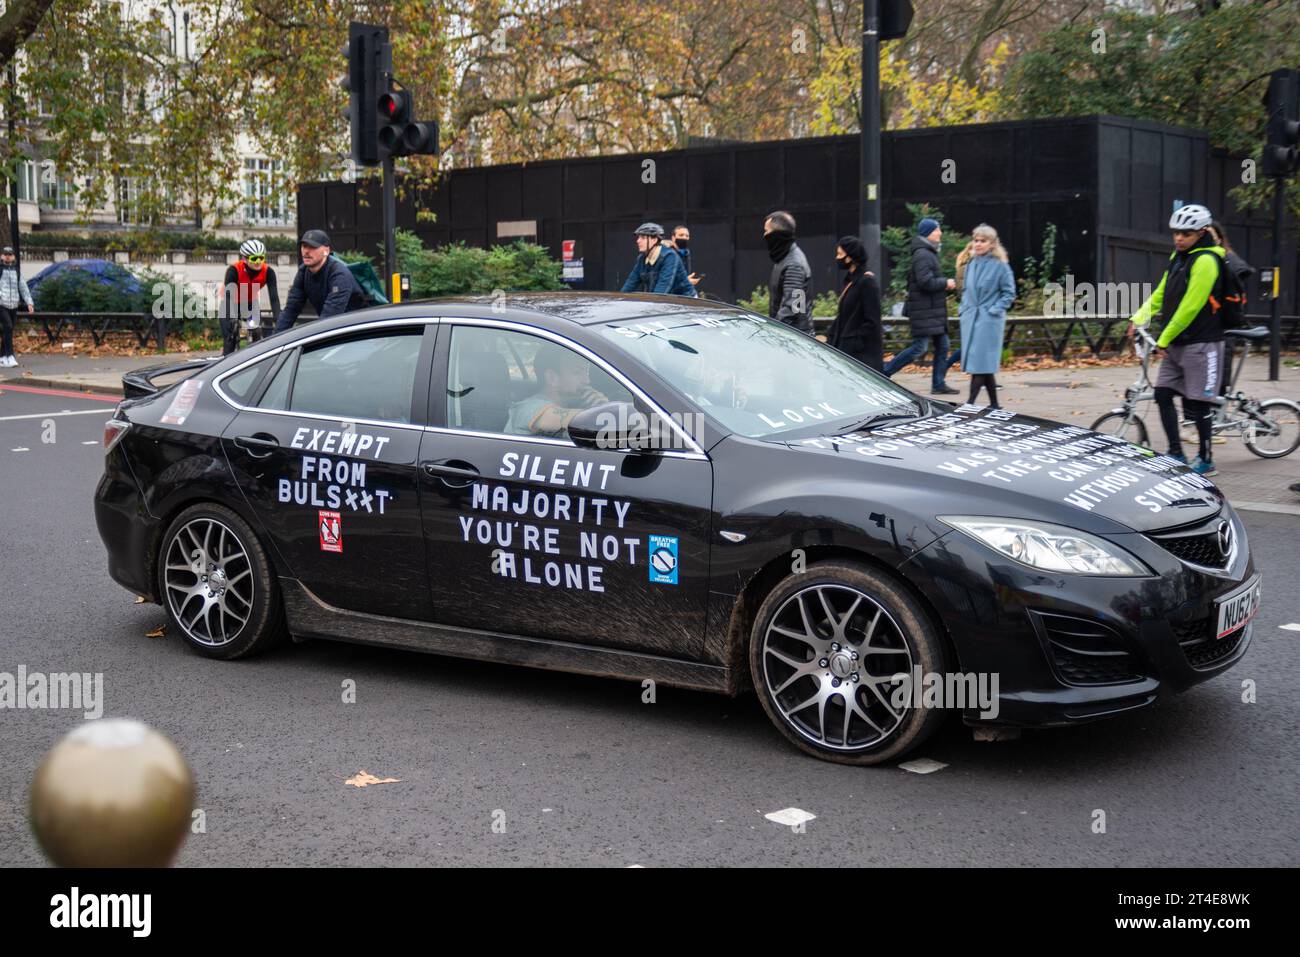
top-left (122, 356), bottom-right (222, 399)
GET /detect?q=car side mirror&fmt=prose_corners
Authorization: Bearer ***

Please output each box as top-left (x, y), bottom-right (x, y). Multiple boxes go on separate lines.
top-left (568, 401), bottom-right (654, 452)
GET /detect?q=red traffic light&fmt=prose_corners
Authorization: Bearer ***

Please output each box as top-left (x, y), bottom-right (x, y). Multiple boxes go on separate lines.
top-left (378, 90), bottom-right (412, 123)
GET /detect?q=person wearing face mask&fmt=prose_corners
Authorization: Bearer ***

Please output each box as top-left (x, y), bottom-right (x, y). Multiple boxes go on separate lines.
top-left (826, 236), bottom-right (883, 371)
top-left (667, 225), bottom-right (700, 297)
top-left (620, 223), bottom-right (693, 296)
top-left (764, 211), bottom-right (812, 333)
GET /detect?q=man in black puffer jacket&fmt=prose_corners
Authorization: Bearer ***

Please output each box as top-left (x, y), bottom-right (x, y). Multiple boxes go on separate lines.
top-left (882, 218), bottom-right (958, 394)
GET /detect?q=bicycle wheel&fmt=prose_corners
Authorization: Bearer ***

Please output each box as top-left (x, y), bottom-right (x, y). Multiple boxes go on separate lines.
top-left (1243, 398), bottom-right (1300, 459)
top-left (1091, 409), bottom-right (1150, 447)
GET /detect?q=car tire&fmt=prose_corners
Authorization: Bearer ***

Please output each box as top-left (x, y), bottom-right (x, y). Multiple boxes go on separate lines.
top-left (749, 560), bottom-right (947, 766)
top-left (157, 502), bottom-right (286, 660)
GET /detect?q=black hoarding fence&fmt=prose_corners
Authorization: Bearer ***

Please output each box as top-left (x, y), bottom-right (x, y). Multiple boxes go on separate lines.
top-left (299, 115), bottom-right (1296, 317)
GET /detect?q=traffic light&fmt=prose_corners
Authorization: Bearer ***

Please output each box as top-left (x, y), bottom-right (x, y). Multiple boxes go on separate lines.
top-left (1262, 67), bottom-right (1300, 178)
top-left (345, 22), bottom-right (439, 164)
top-left (377, 86), bottom-right (439, 158)
top-left (880, 0), bottom-right (914, 42)
top-left (344, 22), bottom-right (388, 167)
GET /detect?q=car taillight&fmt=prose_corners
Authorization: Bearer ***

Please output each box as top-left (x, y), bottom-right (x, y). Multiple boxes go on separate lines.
top-left (104, 418), bottom-right (130, 452)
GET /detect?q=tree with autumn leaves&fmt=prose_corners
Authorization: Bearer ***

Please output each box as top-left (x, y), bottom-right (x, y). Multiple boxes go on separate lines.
top-left (1, 0), bottom-right (1297, 235)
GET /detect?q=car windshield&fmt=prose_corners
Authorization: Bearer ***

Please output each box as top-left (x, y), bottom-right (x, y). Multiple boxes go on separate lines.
top-left (600, 311), bottom-right (918, 438)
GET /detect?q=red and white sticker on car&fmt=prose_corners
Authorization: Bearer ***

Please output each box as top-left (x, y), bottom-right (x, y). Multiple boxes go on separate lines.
top-left (160, 379), bottom-right (202, 425)
top-left (319, 510), bottom-right (343, 553)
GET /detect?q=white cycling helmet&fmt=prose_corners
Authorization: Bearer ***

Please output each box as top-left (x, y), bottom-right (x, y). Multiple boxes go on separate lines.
top-left (239, 238), bottom-right (266, 258)
top-left (1169, 204), bottom-right (1212, 231)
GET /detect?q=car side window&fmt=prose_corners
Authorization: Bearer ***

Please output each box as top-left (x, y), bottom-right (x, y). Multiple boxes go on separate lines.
top-left (259, 329), bottom-right (423, 423)
top-left (222, 355), bottom-right (275, 404)
top-left (257, 351), bottom-right (296, 411)
top-left (446, 326), bottom-right (632, 440)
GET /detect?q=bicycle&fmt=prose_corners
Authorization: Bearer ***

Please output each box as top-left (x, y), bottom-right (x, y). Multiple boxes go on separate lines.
top-left (1091, 325), bottom-right (1300, 459)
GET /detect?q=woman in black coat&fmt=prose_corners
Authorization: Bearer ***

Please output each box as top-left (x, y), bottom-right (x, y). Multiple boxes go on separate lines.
top-left (826, 235), bottom-right (884, 371)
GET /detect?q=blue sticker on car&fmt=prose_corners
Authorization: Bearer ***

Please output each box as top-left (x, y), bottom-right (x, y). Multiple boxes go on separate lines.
top-left (648, 535), bottom-right (679, 585)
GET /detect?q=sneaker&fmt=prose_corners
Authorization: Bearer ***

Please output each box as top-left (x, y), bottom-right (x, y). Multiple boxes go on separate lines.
top-left (1167, 452), bottom-right (1187, 464)
top-left (0, 355), bottom-right (14, 368)
top-left (1190, 456), bottom-right (1218, 477)
top-left (931, 385), bottom-right (960, 395)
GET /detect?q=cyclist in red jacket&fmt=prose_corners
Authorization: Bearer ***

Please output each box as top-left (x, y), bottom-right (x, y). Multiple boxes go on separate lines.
top-left (219, 239), bottom-right (282, 355)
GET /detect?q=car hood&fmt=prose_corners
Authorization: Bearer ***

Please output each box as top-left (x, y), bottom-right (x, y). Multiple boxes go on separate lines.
top-left (779, 404), bottom-right (1224, 534)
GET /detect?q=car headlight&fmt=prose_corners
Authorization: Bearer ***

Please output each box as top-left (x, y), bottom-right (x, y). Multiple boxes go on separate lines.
top-left (938, 516), bottom-right (1151, 576)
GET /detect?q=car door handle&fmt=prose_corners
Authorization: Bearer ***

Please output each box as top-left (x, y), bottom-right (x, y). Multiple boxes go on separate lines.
top-left (235, 433), bottom-right (280, 458)
top-left (422, 460), bottom-right (480, 481)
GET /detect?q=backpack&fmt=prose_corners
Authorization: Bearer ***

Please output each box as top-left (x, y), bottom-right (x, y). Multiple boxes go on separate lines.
top-left (329, 255), bottom-right (389, 305)
top-left (1192, 248), bottom-right (1248, 330)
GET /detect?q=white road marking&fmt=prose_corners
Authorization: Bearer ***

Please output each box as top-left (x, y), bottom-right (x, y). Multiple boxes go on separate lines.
top-left (1281, 623), bottom-right (1300, 632)
top-left (10, 447), bottom-right (29, 452)
top-left (0, 409), bottom-right (111, 422)
top-left (899, 758), bottom-right (948, 774)
top-left (765, 807), bottom-right (816, 827)
top-left (82, 440), bottom-right (99, 445)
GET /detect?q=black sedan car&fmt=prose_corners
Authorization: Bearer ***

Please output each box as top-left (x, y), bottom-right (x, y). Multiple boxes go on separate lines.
top-left (95, 293), bottom-right (1261, 765)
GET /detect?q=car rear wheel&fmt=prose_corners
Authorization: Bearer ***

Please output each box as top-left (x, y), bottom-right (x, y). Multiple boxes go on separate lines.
top-left (158, 503), bottom-right (285, 660)
top-left (749, 561), bottom-right (947, 765)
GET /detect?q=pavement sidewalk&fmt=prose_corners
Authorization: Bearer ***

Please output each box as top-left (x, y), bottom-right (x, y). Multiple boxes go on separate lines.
top-left (3, 345), bottom-right (1297, 513)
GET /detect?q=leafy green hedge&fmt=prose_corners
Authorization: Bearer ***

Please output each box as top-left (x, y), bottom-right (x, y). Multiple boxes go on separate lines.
top-left (344, 230), bottom-right (565, 298)
top-left (21, 231), bottom-right (298, 254)
top-left (30, 263), bottom-right (187, 314)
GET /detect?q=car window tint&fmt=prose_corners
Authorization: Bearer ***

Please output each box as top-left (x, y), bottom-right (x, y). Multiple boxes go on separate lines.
top-left (257, 351), bottom-right (296, 410)
top-left (222, 356), bottom-right (274, 404)
top-left (446, 326), bottom-right (633, 440)
top-left (289, 330), bottom-right (422, 423)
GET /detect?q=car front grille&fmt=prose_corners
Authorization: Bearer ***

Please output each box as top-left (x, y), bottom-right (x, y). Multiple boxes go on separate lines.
top-left (1173, 618), bottom-right (1248, 670)
top-left (1149, 515), bottom-right (1233, 570)
top-left (1032, 612), bottom-right (1141, 686)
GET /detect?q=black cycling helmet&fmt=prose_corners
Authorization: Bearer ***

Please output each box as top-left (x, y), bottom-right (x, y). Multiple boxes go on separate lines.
top-left (634, 223), bottom-right (664, 238)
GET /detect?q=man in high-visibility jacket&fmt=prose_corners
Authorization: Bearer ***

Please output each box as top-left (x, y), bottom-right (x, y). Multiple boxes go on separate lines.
top-left (1128, 203), bottom-right (1227, 477)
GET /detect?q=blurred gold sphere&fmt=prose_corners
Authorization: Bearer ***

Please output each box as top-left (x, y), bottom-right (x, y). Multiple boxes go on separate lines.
top-left (30, 719), bottom-right (195, 867)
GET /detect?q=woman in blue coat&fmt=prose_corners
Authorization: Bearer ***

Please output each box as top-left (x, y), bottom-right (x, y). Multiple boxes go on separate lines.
top-left (957, 224), bottom-right (1016, 408)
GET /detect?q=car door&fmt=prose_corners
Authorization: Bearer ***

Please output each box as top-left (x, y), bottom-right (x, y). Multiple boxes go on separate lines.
top-left (219, 319), bottom-right (437, 620)
top-left (417, 319), bottom-right (714, 660)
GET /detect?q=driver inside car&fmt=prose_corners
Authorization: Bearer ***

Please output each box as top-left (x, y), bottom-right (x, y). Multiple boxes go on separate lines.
top-left (506, 345), bottom-right (609, 437)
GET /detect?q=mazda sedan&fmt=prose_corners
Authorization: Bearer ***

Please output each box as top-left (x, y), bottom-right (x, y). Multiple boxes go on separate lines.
top-left (95, 293), bottom-right (1260, 765)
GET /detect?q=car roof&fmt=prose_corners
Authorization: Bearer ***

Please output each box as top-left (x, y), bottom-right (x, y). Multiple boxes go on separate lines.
top-left (307, 291), bottom-right (748, 333)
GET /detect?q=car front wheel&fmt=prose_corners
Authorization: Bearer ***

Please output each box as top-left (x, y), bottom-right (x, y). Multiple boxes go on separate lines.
top-left (157, 503), bottom-right (286, 660)
top-left (749, 561), bottom-right (947, 765)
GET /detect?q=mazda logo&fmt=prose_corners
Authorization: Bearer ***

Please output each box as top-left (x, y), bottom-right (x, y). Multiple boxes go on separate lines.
top-left (1217, 520), bottom-right (1233, 559)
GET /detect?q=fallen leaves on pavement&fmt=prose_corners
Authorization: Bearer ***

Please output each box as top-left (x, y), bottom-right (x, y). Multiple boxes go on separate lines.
top-left (345, 771), bottom-right (401, 788)
top-left (145, 624), bottom-right (166, 638)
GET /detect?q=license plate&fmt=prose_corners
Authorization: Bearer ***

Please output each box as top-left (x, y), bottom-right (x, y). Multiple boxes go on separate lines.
top-left (1216, 576), bottom-right (1262, 639)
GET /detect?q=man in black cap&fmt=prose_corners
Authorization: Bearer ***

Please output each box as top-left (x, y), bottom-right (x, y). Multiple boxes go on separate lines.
top-left (274, 229), bottom-right (369, 333)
